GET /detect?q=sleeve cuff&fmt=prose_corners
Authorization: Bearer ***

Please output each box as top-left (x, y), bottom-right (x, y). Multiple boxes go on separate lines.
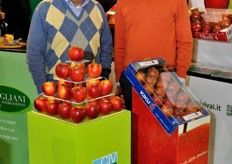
top-left (178, 77), bottom-right (186, 84)
top-left (101, 68), bottom-right (111, 79)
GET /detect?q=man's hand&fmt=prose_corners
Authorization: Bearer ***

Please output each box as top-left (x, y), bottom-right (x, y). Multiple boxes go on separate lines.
top-left (115, 86), bottom-right (123, 96)
top-left (0, 12), bottom-right (5, 20)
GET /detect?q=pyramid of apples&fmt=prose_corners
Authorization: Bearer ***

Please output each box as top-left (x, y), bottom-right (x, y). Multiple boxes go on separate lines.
top-left (34, 46), bottom-right (124, 123)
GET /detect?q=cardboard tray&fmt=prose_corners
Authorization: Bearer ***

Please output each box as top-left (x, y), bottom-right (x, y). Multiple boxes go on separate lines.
top-left (192, 25), bottom-right (232, 41)
top-left (124, 58), bottom-right (210, 134)
top-left (190, 8), bottom-right (232, 42)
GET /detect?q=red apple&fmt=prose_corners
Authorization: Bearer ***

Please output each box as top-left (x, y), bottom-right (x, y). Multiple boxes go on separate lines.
top-left (173, 107), bottom-right (185, 117)
top-left (85, 102), bottom-right (101, 119)
top-left (167, 80), bottom-right (180, 92)
top-left (135, 70), bottom-right (146, 84)
top-left (97, 96), bottom-right (111, 102)
top-left (161, 104), bottom-right (174, 118)
top-left (57, 84), bottom-right (72, 100)
top-left (202, 21), bottom-right (211, 27)
top-left (99, 98), bottom-right (113, 115)
top-left (191, 15), bottom-right (202, 22)
top-left (147, 67), bottom-right (159, 79)
top-left (212, 25), bottom-right (222, 33)
top-left (185, 101), bottom-right (199, 113)
top-left (184, 110), bottom-right (194, 116)
top-left (152, 94), bottom-right (163, 107)
top-left (58, 102), bottom-right (72, 119)
top-left (42, 81), bottom-right (57, 96)
top-left (87, 63), bottom-right (102, 78)
top-left (55, 62), bottom-right (70, 79)
top-left (222, 13), bottom-right (232, 23)
top-left (45, 99), bottom-right (60, 115)
top-left (143, 84), bottom-right (155, 95)
top-left (110, 96), bottom-right (125, 111)
top-left (202, 27), bottom-right (211, 33)
top-left (204, 0), bottom-right (229, 9)
top-left (70, 106), bottom-right (86, 123)
top-left (71, 85), bottom-right (87, 102)
top-left (100, 79), bottom-right (113, 95)
top-left (202, 23), bottom-right (212, 33)
top-left (175, 100), bottom-right (187, 110)
top-left (220, 17), bottom-right (231, 29)
top-left (86, 78), bottom-right (100, 88)
top-left (154, 86), bottom-right (166, 97)
top-left (191, 20), bottom-right (202, 27)
top-left (34, 96), bottom-right (48, 112)
top-left (185, 106), bottom-right (198, 113)
top-left (68, 46), bottom-right (84, 61)
top-left (160, 72), bottom-right (171, 82)
top-left (191, 10), bottom-right (201, 18)
top-left (145, 75), bottom-right (157, 86)
top-left (155, 78), bottom-right (168, 90)
top-left (69, 64), bottom-right (85, 82)
top-left (210, 21), bottom-right (221, 28)
top-left (222, 13), bottom-right (232, 19)
top-left (87, 83), bottom-right (102, 99)
top-left (165, 89), bottom-right (177, 100)
top-left (88, 99), bottom-right (99, 105)
top-left (163, 97), bottom-right (175, 108)
top-left (176, 91), bottom-right (189, 104)
top-left (192, 24), bottom-right (202, 32)
top-left (57, 80), bottom-right (73, 88)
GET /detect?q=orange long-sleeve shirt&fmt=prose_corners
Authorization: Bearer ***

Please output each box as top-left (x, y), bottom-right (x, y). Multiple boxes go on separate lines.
top-left (114, 0), bottom-right (193, 82)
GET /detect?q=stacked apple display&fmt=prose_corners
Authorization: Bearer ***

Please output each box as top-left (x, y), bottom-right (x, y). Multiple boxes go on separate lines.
top-left (134, 65), bottom-right (205, 122)
top-left (190, 7), bottom-right (232, 41)
top-left (34, 46), bottom-right (124, 123)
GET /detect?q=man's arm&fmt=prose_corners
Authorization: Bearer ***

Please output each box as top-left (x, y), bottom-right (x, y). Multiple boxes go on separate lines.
top-left (26, 4), bottom-right (48, 94)
top-left (97, 3), bottom-right (113, 79)
top-left (114, 1), bottom-right (126, 82)
top-left (175, 0), bottom-right (193, 78)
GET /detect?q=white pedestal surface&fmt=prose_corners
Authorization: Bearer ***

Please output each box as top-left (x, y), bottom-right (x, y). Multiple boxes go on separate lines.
top-left (187, 76), bottom-right (232, 164)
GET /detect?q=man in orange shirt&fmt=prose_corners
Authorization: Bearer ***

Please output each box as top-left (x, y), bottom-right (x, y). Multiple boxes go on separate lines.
top-left (114, 0), bottom-right (193, 110)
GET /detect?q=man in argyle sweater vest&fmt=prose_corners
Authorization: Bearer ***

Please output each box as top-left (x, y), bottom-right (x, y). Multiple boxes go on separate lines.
top-left (26, 0), bottom-right (113, 94)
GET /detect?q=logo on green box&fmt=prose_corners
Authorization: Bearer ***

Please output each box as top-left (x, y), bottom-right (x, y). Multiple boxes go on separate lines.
top-left (0, 85), bottom-right (30, 113)
top-left (92, 152), bottom-right (118, 164)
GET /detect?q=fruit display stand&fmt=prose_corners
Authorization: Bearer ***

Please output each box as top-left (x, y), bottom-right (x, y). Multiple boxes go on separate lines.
top-left (27, 109), bottom-right (131, 164)
top-left (188, 9), bottom-right (232, 161)
top-left (124, 58), bottom-right (211, 164)
top-left (0, 50), bottom-right (38, 164)
top-left (187, 71), bottom-right (232, 164)
top-left (28, 46), bottom-right (131, 164)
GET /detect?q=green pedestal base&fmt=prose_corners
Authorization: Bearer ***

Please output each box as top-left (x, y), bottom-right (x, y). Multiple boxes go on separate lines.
top-left (27, 110), bottom-right (131, 164)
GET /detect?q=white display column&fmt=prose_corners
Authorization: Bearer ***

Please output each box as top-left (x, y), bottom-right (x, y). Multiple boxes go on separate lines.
top-left (187, 38), bottom-right (232, 164)
top-left (187, 76), bottom-right (232, 164)
top-left (192, 39), bottom-right (232, 69)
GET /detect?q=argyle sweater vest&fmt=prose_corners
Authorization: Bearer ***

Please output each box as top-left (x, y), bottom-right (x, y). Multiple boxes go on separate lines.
top-left (39, 0), bottom-right (104, 75)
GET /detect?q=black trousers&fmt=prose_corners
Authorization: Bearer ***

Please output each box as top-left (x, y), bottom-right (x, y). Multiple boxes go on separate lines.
top-left (119, 71), bottom-right (132, 111)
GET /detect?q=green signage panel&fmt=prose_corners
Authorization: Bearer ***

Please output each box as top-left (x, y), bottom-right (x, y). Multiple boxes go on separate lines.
top-left (0, 51), bottom-right (37, 164)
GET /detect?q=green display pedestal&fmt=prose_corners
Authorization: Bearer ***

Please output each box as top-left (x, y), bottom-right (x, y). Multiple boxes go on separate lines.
top-left (27, 110), bottom-right (131, 164)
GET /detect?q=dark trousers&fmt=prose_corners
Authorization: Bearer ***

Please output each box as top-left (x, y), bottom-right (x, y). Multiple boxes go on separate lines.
top-left (119, 71), bottom-right (132, 111)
